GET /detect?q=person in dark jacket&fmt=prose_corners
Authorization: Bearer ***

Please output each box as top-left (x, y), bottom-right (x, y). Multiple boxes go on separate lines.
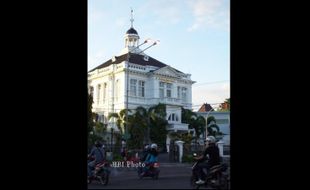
top-left (140, 143), bottom-right (159, 176)
top-left (193, 136), bottom-right (220, 185)
top-left (140, 144), bottom-right (151, 162)
top-left (88, 140), bottom-right (105, 179)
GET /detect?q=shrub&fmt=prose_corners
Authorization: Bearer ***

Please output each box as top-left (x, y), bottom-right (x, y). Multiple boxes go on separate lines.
top-left (182, 154), bottom-right (193, 163)
top-left (113, 154), bottom-right (123, 161)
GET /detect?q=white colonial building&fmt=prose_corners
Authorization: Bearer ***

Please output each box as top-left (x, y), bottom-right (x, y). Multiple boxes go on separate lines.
top-left (88, 15), bottom-right (195, 145)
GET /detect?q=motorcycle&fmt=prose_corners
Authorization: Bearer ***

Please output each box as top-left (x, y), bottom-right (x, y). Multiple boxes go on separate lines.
top-left (88, 156), bottom-right (110, 185)
top-left (137, 162), bottom-right (160, 180)
top-left (190, 153), bottom-right (229, 189)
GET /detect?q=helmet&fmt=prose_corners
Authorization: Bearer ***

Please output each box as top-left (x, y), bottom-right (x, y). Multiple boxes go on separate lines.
top-left (95, 140), bottom-right (102, 147)
top-left (144, 144), bottom-right (150, 150)
top-left (151, 143), bottom-right (157, 149)
top-left (206, 136), bottom-right (216, 144)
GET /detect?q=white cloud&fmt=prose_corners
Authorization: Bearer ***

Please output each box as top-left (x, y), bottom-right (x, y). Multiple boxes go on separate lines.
top-left (187, 0), bottom-right (229, 32)
top-left (192, 82), bottom-right (230, 111)
top-left (138, 0), bottom-right (182, 25)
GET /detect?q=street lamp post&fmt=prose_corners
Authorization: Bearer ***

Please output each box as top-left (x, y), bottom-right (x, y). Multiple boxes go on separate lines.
top-left (111, 128), bottom-right (114, 152)
top-left (124, 39), bottom-right (159, 142)
top-left (205, 108), bottom-right (215, 140)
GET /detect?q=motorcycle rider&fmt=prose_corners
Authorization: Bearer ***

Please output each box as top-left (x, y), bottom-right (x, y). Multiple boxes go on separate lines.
top-left (140, 144), bottom-right (151, 162)
top-left (140, 143), bottom-right (158, 176)
top-left (88, 140), bottom-right (105, 181)
top-left (193, 136), bottom-right (220, 185)
top-left (101, 144), bottom-right (106, 159)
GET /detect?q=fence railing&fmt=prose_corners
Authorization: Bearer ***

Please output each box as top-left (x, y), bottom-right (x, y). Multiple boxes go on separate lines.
top-left (183, 144), bottom-right (205, 155)
top-left (181, 143), bottom-right (230, 162)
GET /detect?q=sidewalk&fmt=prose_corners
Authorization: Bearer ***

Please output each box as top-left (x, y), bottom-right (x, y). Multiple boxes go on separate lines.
top-left (158, 152), bottom-right (192, 167)
top-left (157, 152), bottom-right (170, 163)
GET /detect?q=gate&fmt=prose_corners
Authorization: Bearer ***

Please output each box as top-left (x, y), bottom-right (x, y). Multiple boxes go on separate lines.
top-left (168, 140), bottom-right (179, 162)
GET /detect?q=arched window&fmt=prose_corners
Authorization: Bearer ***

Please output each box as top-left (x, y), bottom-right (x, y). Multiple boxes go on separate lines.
top-left (168, 113), bottom-right (179, 122)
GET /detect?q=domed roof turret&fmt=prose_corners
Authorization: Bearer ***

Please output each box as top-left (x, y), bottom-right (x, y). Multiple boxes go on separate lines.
top-left (126, 27), bottom-right (138, 35)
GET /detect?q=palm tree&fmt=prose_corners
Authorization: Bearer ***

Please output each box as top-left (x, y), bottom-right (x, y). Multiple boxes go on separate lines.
top-left (194, 115), bottom-right (206, 138)
top-left (108, 109), bottom-right (131, 135)
top-left (206, 116), bottom-right (216, 125)
top-left (88, 93), bottom-right (104, 148)
top-left (181, 108), bottom-right (206, 140)
top-left (134, 103), bottom-right (167, 144)
top-left (206, 116), bottom-right (221, 138)
top-left (219, 98), bottom-right (230, 111)
top-left (128, 106), bottom-right (148, 149)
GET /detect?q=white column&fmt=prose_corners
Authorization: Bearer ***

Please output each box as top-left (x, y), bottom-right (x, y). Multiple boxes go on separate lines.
top-left (188, 85), bottom-right (192, 107)
top-left (166, 135), bottom-right (171, 153)
top-left (217, 140), bottom-right (224, 157)
top-left (175, 140), bottom-right (184, 163)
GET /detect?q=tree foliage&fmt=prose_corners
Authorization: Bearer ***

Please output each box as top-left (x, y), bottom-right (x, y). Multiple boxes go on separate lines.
top-left (107, 104), bottom-right (168, 150)
top-left (207, 116), bottom-right (216, 125)
top-left (108, 109), bottom-right (131, 135)
top-left (88, 93), bottom-right (108, 148)
top-left (181, 107), bottom-right (206, 139)
top-left (88, 93), bottom-right (95, 133)
top-left (133, 103), bottom-right (167, 145)
top-left (127, 111), bottom-right (145, 150)
top-left (218, 98), bottom-right (230, 111)
top-left (206, 116), bottom-right (223, 139)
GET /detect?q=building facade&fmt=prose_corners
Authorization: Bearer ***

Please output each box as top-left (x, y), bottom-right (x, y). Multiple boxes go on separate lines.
top-left (196, 111), bottom-right (230, 146)
top-left (88, 16), bottom-right (195, 146)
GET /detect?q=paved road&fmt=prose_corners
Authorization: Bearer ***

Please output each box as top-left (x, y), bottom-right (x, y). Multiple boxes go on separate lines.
top-left (88, 162), bottom-right (198, 189)
top-left (88, 153), bottom-right (229, 189)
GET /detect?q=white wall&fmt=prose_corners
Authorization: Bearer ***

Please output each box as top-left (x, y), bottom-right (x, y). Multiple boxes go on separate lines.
top-left (196, 111), bottom-right (230, 145)
top-left (88, 60), bottom-right (195, 133)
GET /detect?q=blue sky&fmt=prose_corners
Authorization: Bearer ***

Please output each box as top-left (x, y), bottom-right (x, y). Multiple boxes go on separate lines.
top-left (88, 0), bottom-right (230, 111)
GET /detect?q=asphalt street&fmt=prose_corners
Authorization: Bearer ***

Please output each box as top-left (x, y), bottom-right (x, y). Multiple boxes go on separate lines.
top-left (88, 153), bottom-right (229, 189)
top-left (88, 162), bottom-right (196, 189)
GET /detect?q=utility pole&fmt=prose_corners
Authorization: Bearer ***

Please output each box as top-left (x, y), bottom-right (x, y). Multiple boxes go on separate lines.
top-left (124, 39), bottom-right (159, 141)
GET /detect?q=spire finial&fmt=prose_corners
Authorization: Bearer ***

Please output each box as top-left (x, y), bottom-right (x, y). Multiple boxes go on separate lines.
top-left (130, 8), bottom-right (134, 28)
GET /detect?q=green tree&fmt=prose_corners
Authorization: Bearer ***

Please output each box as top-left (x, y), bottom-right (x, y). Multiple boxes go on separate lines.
top-left (94, 121), bottom-right (107, 135)
top-left (169, 131), bottom-right (180, 140)
top-left (195, 115), bottom-right (207, 138)
top-left (207, 116), bottom-right (216, 125)
top-left (218, 98), bottom-right (230, 111)
top-left (180, 133), bottom-right (193, 144)
top-left (88, 93), bottom-right (95, 133)
top-left (88, 93), bottom-right (103, 148)
top-left (127, 109), bottom-right (145, 149)
top-left (181, 108), bottom-right (206, 140)
top-left (88, 133), bottom-right (103, 151)
top-left (206, 116), bottom-right (222, 139)
top-left (150, 114), bottom-right (168, 151)
top-left (134, 103), bottom-right (167, 145)
top-left (149, 103), bottom-right (168, 148)
top-left (108, 109), bottom-right (131, 136)
top-left (107, 104), bottom-right (168, 150)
